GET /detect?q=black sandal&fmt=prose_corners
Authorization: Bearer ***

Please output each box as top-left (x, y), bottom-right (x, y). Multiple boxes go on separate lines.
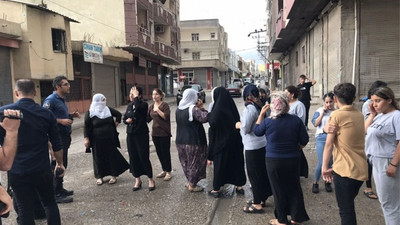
top-left (246, 200), bottom-right (266, 207)
top-left (243, 205), bottom-right (264, 214)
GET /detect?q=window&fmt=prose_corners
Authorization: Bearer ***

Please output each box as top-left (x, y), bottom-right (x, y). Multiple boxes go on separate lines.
top-left (296, 51), bottom-right (299, 67)
top-left (51, 29), bottom-right (66, 52)
top-left (192, 52), bottom-right (200, 60)
top-left (210, 32), bottom-right (215, 39)
top-left (302, 45), bottom-right (306, 63)
top-left (191, 33), bottom-right (199, 41)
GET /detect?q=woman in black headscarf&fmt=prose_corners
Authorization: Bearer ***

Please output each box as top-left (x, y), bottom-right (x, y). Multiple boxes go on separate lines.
top-left (207, 87), bottom-right (246, 197)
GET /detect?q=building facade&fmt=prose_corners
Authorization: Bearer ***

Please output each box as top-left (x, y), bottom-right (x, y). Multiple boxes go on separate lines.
top-left (0, 1), bottom-right (75, 105)
top-left (177, 19), bottom-right (229, 89)
top-left (266, 0), bottom-right (399, 99)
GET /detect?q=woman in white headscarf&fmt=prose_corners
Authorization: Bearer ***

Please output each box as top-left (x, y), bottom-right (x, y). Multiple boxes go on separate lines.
top-left (84, 93), bottom-right (129, 185)
top-left (175, 88), bottom-right (208, 192)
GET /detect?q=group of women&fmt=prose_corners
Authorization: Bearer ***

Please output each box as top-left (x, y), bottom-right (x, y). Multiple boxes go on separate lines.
top-left (83, 82), bottom-right (399, 225)
top-left (84, 87), bottom-right (172, 192)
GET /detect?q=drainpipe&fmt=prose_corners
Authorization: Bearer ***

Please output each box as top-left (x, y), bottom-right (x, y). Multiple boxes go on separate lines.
top-left (352, 0), bottom-right (358, 84)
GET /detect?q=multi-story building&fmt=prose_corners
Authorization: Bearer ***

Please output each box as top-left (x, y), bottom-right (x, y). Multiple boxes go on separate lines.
top-left (227, 49), bottom-right (241, 82)
top-left (2, 0), bottom-right (180, 111)
top-left (177, 19), bottom-right (228, 89)
top-left (0, 1), bottom-right (76, 105)
top-left (266, 0), bottom-right (399, 99)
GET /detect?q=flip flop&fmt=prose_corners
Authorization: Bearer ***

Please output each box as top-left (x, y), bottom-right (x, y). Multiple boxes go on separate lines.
top-left (96, 178), bottom-right (103, 185)
top-left (363, 191), bottom-right (378, 199)
top-left (109, 177), bottom-right (117, 184)
top-left (243, 204), bottom-right (264, 214)
top-left (246, 200), bottom-right (266, 207)
top-left (268, 219), bottom-right (286, 225)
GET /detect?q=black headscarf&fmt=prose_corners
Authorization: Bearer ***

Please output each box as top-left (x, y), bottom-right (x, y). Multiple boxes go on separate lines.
top-left (207, 87), bottom-right (241, 158)
top-left (243, 84), bottom-right (262, 112)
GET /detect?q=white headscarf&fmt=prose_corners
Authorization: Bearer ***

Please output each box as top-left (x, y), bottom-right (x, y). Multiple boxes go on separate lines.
top-left (89, 93), bottom-right (112, 119)
top-left (208, 87), bottom-right (217, 112)
top-left (178, 88), bottom-right (198, 121)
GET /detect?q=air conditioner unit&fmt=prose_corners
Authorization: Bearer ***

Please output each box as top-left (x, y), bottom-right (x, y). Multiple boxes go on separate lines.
top-left (155, 25), bottom-right (165, 33)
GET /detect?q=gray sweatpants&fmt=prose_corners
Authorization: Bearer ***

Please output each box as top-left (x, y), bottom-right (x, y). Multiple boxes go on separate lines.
top-left (370, 156), bottom-right (400, 225)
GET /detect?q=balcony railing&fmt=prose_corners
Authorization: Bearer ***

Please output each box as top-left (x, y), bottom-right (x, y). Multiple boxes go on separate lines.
top-left (276, 9), bottom-right (286, 38)
top-left (126, 24), bottom-right (155, 53)
top-left (155, 38), bottom-right (180, 64)
top-left (153, 3), bottom-right (174, 26)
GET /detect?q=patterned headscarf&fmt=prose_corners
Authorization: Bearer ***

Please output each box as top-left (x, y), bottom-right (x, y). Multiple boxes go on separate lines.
top-left (89, 93), bottom-right (112, 119)
top-left (269, 91), bottom-right (290, 119)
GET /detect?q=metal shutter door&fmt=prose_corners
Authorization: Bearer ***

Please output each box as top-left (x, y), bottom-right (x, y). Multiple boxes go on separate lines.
top-left (0, 47), bottom-right (13, 106)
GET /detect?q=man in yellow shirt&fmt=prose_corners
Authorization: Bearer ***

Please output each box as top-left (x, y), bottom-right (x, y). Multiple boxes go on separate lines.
top-left (322, 83), bottom-right (368, 225)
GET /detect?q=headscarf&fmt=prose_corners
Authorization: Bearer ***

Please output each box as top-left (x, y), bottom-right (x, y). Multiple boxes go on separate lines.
top-left (243, 84), bottom-right (262, 112)
top-left (208, 87), bottom-right (218, 112)
top-left (269, 91), bottom-right (290, 119)
top-left (89, 93), bottom-right (112, 119)
top-left (178, 88), bottom-right (198, 121)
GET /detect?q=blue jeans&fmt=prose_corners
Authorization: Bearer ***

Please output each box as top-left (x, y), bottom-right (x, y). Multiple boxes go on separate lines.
top-left (333, 173), bottom-right (363, 225)
top-left (8, 169), bottom-right (61, 225)
top-left (314, 134), bottom-right (333, 182)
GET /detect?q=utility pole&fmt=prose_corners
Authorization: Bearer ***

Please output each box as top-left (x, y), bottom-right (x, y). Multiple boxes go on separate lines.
top-left (247, 29), bottom-right (269, 64)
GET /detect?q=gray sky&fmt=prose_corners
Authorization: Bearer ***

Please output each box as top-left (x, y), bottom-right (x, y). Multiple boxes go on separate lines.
top-left (180, 0), bottom-right (267, 54)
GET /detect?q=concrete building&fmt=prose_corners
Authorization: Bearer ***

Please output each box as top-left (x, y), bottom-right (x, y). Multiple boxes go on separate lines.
top-left (266, 0), bottom-right (399, 99)
top-left (177, 19), bottom-right (228, 89)
top-left (0, 0), bottom-right (76, 105)
top-left (4, 0), bottom-right (180, 111)
top-left (227, 49), bottom-right (241, 82)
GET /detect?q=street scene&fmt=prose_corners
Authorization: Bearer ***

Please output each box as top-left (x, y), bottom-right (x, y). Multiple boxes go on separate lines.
top-left (0, 0), bottom-right (399, 225)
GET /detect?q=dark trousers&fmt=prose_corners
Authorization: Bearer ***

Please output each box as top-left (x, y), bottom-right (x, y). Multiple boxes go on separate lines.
top-left (333, 173), bottom-right (363, 225)
top-left (127, 133), bottom-right (153, 178)
top-left (245, 148), bottom-right (272, 204)
top-left (365, 158), bottom-right (373, 188)
top-left (8, 170), bottom-right (61, 225)
top-left (152, 136), bottom-right (172, 172)
top-left (301, 100), bottom-right (310, 128)
top-left (266, 157), bottom-right (309, 224)
top-left (54, 132), bottom-right (71, 193)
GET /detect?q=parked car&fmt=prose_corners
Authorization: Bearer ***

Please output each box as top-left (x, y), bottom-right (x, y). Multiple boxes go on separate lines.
top-left (243, 77), bottom-right (254, 85)
top-left (176, 84), bottom-right (206, 105)
top-left (232, 78), bottom-right (243, 88)
top-left (226, 84), bottom-right (242, 98)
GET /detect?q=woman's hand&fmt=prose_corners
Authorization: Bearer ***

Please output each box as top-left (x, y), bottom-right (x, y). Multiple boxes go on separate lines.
top-left (125, 118), bottom-right (133, 124)
top-left (322, 167), bottom-right (333, 183)
top-left (235, 122), bottom-right (241, 129)
top-left (260, 104), bottom-right (270, 116)
top-left (368, 101), bottom-right (377, 116)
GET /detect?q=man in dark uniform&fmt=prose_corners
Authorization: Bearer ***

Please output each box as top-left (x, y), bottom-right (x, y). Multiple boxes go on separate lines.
top-left (297, 74), bottom-right (316, 129)
top-left (0, 79), bottom-right (64, 224)
top-left (43, 76), bottom-right (79, 203)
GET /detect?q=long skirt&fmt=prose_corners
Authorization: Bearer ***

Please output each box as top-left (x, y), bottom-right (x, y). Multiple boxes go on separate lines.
top-left (127, 133), bottom-right (153, 178)
top-left (92, 137), bottom-right (129, 178)
top-left (176, 144), bottom-right (207, 185)
top-left (266, 157), bottom-right (309, 224)
top-left (245, 148), bottom-right (272, 204)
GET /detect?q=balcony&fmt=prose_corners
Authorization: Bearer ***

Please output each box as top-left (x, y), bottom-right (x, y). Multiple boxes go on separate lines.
top-left (155, 37), bottom-right (180, 65)
top-left (276, 9), bottom-right (286, 38)
top-left (125, 24), bottom-right (155, 55)
top-left (153, 3), bottom-right (174, 26)
top-left (137, 0), bottom-right (153, 12)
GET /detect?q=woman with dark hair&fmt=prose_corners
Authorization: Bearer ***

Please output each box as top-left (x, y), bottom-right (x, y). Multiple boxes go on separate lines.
top-left (254, 92), bottom-right (309, 225)
top-left (236, 84), bottom-right (272, 213)
top-left (365, 86), bottom-right (400, 225)
top-left (207, 87), bottom-right (246, 197)
top-left (175, 88), bottom-right (208, 192)
top-left (285, 85), bottom-right (306, 125)
top-left (148, 88), bottom-right (172, 181)
top-left (259, 88), bottom-right (269, 105)
top-left (124, 86), bottom-right (155, 192)
top-left (84, 93), bottom-right (129, 185)
top-left (310, 92), bottom-right (335, 193)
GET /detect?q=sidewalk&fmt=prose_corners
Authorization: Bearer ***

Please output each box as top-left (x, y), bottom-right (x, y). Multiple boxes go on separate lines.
top-left (71, 96), bottom-right (177, 131)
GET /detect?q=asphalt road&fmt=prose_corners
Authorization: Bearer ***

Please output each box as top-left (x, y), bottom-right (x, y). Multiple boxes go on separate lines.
top-left (2, 90), bottom-right (384, 225)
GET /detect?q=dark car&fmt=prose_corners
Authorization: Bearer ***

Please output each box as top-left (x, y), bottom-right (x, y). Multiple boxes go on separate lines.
top-left (226, 84), bottom-right (242, 98)
top-left (176, 84), bottom-right (206, 105)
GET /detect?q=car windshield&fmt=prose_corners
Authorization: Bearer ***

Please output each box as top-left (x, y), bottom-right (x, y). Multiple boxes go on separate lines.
top-left (182, 85), bottom-right (200, 92)
top-left (227, 84), bottom-right (239, 88)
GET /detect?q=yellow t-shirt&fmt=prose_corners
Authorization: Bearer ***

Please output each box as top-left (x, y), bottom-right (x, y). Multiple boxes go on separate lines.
top-left (330, 105), bottom-right (368, 181)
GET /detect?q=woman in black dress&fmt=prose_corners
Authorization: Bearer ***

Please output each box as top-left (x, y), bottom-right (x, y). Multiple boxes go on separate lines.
top-left (123, 86), bottom-right (155, 191)
top-left (207, 87), bottom-right (246, 197)
top-left (84, 93), bottom-right (129, 185)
